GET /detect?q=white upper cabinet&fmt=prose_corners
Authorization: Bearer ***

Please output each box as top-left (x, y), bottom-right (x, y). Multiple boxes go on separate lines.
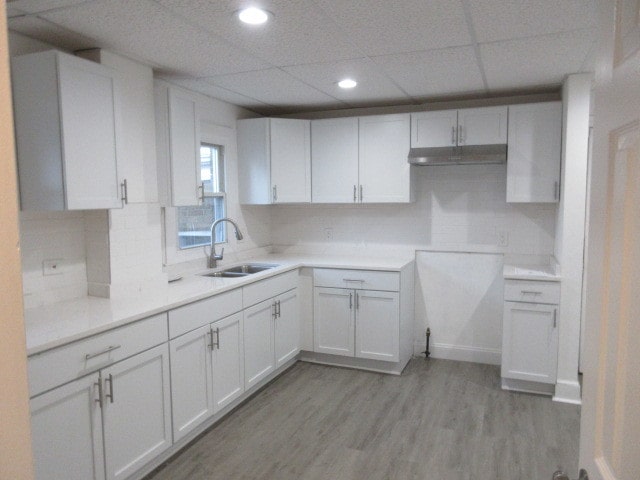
top-left (457, 106), bottom-right (508, 145)
top-left (12, 50), bottom-right (121, 210)
top-left (79, 50), bottom-right (158, 204)
top-left (311, 117), bottom-right (359, 203)
top-left (311, 114), bottom-right (412, 204)
top-left (359, 114), bottom-right (412, 203)
top-left (411, 106), bottom-right (508, 148)
top-left (238, 118), bottom-right (311, 204)
top-left (411, 110), bottom-right (458, 148)
top-left (506, 102), bottom-right (562, 203)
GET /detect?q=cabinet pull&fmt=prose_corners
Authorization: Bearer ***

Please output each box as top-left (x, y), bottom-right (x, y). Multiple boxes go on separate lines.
top-left (85, 345), bottom-right (121, 360)
top-left (208, 327), bottom-right (214, 351)
top-left (95, 379), bottom-right (103, 408)
top-left (349, 292), bottom-right (353, 310)
top-left (355, 292), bottom-right (359, 310)
top-left (272, 302), bottom-right (277, 319)
top-left (553, 309), bottom-right (557, 328)
top-left (451, 126), bottom-right (456, 145)
top-left (521, 290), bottom-right (542, 295)
top-left (353, 185), bottom-right (357, 203)
top-left (120, 179), bottom-right (128, 205)
top-left (213, 327), bottom-right (220, 349)
top-left (359, 185), bottom-right (363, 202)
top-left (458, 125), bottom-right (464, 144)
top-left (554, 181), bottom-right (560, 200)
top-left (198, 181), bottom-right (205, 204)
top-left (273, 185), bottom-right (278, 203)
top-left (276, 300), bottom-right (281, 318)
top-left (343, 278), bottom-right (364, 283)
top-left (105, 374), bottom-right (114, 404)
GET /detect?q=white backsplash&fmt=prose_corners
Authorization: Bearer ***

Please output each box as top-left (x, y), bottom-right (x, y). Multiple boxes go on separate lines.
top-left (271, 164), bottom-right (557, 255)
top-left (20, 211), bottom-right (88, 309)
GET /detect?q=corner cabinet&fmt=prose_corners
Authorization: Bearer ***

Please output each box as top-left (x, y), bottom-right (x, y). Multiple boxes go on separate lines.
top-left (11, 50), bottom-right (121, 210)
top-left (506, 102), bottom-right (562, 203)
top-left (238, 118), bottom-right (311, 204)
top-left (501, 279), bottom-right (560, 395)
top-left (311, 114), bottom-right (412, 203)
top-left (410, 106), bottom-right (508, 148)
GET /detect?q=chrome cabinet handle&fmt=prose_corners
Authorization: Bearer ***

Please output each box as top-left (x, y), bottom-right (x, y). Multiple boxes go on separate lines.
top-left (120, 179), bottom-right (128, 205)
top-left (355, 292), bottom-right (359, 310)
top-left (208, 327), bottom-right (214, 350)
top-left (213, 327), bottom-right (220, 349)
top-left (554, 181), bottom-right (560, 200)
top-left (349, 292), bottom-right (353, 310)
top-left (451, 126), bottom-right (456, 145)
top-left (343, 278), bottom-right (364, 283)
top-left (95, 379), bottom-right (103, 407)
top-left (353, 185), bottom-right (357, 203)
top-left (105, 374), bottom-right (114, 404)
top-left (521, 290), bottom-right (542, 295)
top-left (277, 300), bottom-right (281, 318)
top-left (458, 125), bottom-right (464, 144)
top-left (85, 345), bottom-right (121, 360)
top-left (272, 185), bottom-right (278, 203)
top-left (198, 181), bottom-right (205, 204)
top-left (553, 309), bottom-right (557, 328)
top-left (272, 302), bottom-right (277, 319)
top-left (359, 185), bottom-right (363, 202)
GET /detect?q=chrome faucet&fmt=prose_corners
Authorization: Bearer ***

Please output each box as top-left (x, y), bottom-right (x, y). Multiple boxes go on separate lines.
top-left (208, 218), bottom-right (244, 268)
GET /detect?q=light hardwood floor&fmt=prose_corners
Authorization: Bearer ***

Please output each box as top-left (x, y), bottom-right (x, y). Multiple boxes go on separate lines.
top-left (146, 358), bottom-right (580, 480)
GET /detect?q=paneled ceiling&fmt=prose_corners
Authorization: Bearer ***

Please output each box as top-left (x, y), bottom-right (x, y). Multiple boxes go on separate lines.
top-left (6, 0), bottom-right (597, 115)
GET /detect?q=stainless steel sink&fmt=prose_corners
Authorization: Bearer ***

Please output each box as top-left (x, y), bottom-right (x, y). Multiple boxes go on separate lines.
top-left (200, 263), bottom-right (278, 278)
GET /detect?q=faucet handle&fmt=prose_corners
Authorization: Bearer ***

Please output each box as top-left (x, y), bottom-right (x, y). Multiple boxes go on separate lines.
top-left (216, 247), bottom-right (224, 260)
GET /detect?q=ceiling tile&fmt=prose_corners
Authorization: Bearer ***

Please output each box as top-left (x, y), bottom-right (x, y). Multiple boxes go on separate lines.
top-left (207, 68), bottom-right (347, 110)
top-left (160, 76), bottom-right (272, 111)
top-left (7, 0), bottom-right (91, 14)
top-left (311, 0), bottom-right (471, 56)
top-left (282, 58), bottom-right (411, 105)
top-left (480, 29), bottom-right (595, 90)
top-left (468, 0), bottom-right (597, 43)
top-left (8, 15), bottom-right (95, 52)
top-left (372, 46), bottom-right (486, 98)
top-left (157, 0), bottom-right (362, 67)
top-left (40, 0), bottom-right (269, 76)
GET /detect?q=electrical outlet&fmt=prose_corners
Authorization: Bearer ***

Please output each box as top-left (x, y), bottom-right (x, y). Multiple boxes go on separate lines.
top-left (498, 231), bottom-right (509, 247)
top-left (43, 259), bottom-right (63, 276)
top-left (324, 228), bottom-right (333, 241)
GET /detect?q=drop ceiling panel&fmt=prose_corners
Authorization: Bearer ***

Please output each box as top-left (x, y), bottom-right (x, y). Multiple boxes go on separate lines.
top-left (468, 0), bottom-right (597, 43)
top-left (40, 0), bottom-right (269, 76)
top-left (157, 0), bottom-right (362, 67)
top-left (283, 58), bottom-right (410, 104)
top-left (208, 68), bottom-right (347, 109)
top-left (373, 46), bottom-right (486, 98)
top-left (8, 15), bottom-right (94, 52)
top-left (312, 0), bottom-right (472, 56)
top-left (161, 76), bottom-right (272, 110)
top-left (480, 29), bottom-right (595, 90)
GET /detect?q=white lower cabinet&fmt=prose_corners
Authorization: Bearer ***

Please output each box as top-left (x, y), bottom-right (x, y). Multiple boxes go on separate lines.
top-left (313, 287), bottom-right (355, 356)
top-left (102, 344), bottom-right (172, 480)
top-left (211, 312), bottom-right (245, 411)
top-left (30, 374), bottom-right (105, 480)
top-left (274, 289), bottom-right (300, 368)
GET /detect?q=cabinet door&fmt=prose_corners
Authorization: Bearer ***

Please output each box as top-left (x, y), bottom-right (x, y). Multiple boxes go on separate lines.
top-left (359, 114), bottom-right (412, 203)
top-left (212, 312), bottom-right (245, 412)
top-left (457, 106), bottom-right (508, 145)
top-left (169, 325), bottom-right (213, 442)
top-left (243, 299), bottom-right (276, 389)
top-left (355, 290), bottom-right (400, 362)
top-left (311, 117), bottom-right (359, 203)
top-left (168, 88), bottom-right (201, 206)
top-left (270, 119), bottom-right (311, 203)
top-left (410, 110), bottom-right (458, 148)
top-left (30, 374), bottom-right (104, 480)
top-left (501, 301), bottom-right (559, 384)
top-left (313, 287), bottom-right (355, 356)
top-left (102, 344), bottom-right (172, 480)
top-left (58, 54), bottom-right (120, 210)
top-left (274, 288), bottom-right (300, 368)
top-left (506, 102), bottom-right (562, 203)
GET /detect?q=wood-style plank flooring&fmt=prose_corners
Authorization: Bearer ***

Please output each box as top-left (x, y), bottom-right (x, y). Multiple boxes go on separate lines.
top-left (146, 359), bottom-right (580, 480)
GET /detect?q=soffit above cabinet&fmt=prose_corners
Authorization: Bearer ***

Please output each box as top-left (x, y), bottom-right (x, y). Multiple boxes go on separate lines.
top-left (8, 0), bottom-right (597, 115)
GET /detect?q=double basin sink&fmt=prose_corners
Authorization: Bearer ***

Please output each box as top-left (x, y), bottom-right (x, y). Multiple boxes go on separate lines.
top-left (200, 263), bottom-right (279, 278)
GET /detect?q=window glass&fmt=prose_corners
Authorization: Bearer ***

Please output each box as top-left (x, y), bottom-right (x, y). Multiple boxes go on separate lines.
top-left (177, 144), bottom-right (226, 249)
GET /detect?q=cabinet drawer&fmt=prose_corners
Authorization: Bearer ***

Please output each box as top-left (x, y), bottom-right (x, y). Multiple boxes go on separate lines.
top-left (169, 288), bottom-right (243, 339)
top-left (243, 270), bottom-right (298, 307)
top-left (504, 280), bottom-right (560, 304)
top-left (28, 313), bottom-right (168, 397)
top-left (314, 268), bottom-right (399, 292)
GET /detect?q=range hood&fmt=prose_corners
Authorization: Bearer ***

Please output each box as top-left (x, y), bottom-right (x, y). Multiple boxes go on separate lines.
top-left (408, 144), bottom-right (507, 166)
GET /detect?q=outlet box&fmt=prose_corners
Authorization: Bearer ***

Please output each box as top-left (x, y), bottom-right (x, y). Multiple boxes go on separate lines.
top-left (498, 231), bottom-right (509, 247)
top-left (43, 259), bottom-right (63, 276)
top-left (324, 228), bottom-right (333, 241)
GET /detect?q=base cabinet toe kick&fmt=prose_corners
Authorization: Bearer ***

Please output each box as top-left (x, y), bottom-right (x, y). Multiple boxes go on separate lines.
top-left (27, 262), bottom-right (414, 479)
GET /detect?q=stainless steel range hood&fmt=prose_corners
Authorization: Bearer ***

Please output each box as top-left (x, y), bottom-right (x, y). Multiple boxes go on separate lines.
top-left (408, 144), bottom-right (507, 166)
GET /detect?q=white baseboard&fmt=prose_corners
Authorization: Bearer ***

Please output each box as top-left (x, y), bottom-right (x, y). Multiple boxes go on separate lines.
top-left (553, 379), bottom-right (582, 405)
top-left (414, 341), bottom-right (501, 366)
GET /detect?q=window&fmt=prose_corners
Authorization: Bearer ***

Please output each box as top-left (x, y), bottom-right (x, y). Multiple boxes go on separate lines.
top-left (176, 143), bottom-right (226, 249)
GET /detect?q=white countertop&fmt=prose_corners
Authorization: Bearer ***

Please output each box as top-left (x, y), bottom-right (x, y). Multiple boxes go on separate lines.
top-left (503, 263), bottom-right (561, 282)
top-left (25, 253), bottom-right (414, 355)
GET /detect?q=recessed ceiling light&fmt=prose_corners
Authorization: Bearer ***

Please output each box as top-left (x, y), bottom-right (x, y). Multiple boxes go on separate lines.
top-left (238, 7), bottom-right (270, 25)
top-left (338, 78), bottom-right (357, 89)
